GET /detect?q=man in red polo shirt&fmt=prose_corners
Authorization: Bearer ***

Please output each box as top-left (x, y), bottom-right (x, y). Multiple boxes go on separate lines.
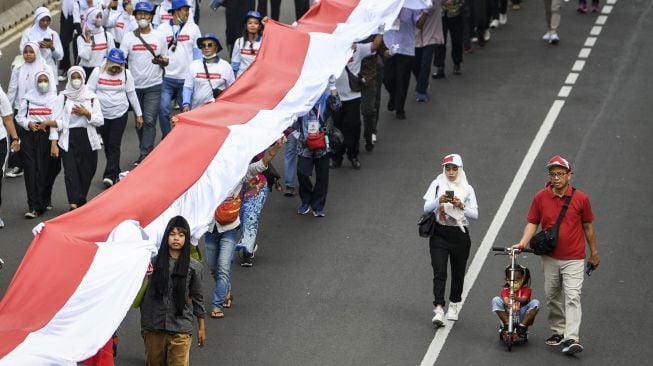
top-left (514, 155), bottom-right (600, 355)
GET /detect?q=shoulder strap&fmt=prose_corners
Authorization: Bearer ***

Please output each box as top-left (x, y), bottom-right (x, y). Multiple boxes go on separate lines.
top-left (554, 188), bottom-right (576, 227)
top-left (25, 100), bottom-right (30, 117)
top-left (134, 30), bottom-right (158, 58)
top-left (202, 59), bottom-right (215, 90)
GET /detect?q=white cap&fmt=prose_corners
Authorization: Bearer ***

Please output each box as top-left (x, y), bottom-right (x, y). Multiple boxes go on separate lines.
top-left (441, 153), bottom-right (463, 167)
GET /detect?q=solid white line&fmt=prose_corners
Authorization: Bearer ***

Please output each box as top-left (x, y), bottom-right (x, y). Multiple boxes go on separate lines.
top-left (558, 86), bottom-right (573, 98)
top-left (578, 48), bottom-right (592, 59)
top-left (590, 26), bottom-right (603, 36)
top-left (565, 73), bottom-right (579, 85)
top-left (602, 5), bottom-right (614, 14)
top-left (607, 0), bottom-right (617, 5)
top-left (419, 99), bottom-right (567, 366)
top-left (596, 15), bottom-right (608, 25)
top-left (585, 37), bottom-right (597, 47)
top-left (572, 60), bottom-right (586, 72)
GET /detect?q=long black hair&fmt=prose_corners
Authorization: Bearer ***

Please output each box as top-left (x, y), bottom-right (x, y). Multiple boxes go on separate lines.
top-left (152, 215), bottom-right (192, 315)
top-left (504, 263), bottom-right (531, 288)
top-left (240, 16), bottom-right (262, 50)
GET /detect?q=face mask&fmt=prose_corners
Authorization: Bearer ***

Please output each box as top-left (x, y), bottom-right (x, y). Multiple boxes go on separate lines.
top-left (176, 15), bottom-right (186, 24)
top-left (137, 19), bottom-right (150, 29)
top-left (71, 79), bottom-right (83, 89)
top-left (202, 53), bottom-right (217, 60)
top-left (37, 82), bottom-right (49, 93)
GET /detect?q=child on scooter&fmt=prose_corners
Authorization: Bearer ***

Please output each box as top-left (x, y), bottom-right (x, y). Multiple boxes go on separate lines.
top-left (491, 264), bottom-right (540, 335)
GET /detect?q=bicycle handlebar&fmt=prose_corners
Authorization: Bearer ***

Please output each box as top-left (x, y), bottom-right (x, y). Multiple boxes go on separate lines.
top-left (491, 246), bottom-right (534, 253)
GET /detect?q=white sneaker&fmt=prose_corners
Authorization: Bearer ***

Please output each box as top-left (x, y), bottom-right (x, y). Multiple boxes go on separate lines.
top-left (499, 13), bottom-right (508, 25)
top-left (0, 217), bottom-right (5, 228)
top-left (446, 302), bottom-right (460, 321)
top-left (431, 308), bottom-right (445, 327)
top-left (483, 30), bottom-right (491, 42)
top-left (371, 133), bottom-right (377, 144)
top-left (549, 32), bottom-right (560, 45)
top-left (489, 19), bottom-right (499, 28)
top-left (542, 31), bottom-right (552, 41)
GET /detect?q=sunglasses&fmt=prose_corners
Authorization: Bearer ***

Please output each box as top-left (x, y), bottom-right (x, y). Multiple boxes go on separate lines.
top-left (445, 166), bottom-right (458, 171)
top-left (200, 43), bottom-right (216, 49)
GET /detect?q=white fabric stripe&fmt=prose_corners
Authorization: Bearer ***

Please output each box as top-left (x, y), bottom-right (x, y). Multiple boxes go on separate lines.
top-left (1, 221), bottom-right (154, 365)
top-left (3, 0), bottom-right (405, 362)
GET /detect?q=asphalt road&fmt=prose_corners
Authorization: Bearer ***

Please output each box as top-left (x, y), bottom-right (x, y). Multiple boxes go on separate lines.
top-left (1, 1), bottom-right (652, 365)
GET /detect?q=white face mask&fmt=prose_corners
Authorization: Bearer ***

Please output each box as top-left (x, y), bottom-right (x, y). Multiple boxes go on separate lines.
top-left (137, 19), bottom-right (150, 29)
top-left (37, 82), bottom-right (49, 93)
top-left (71, 79), bottom-right (83, 89)
top-left (202, 53), bottom-right (217, 60)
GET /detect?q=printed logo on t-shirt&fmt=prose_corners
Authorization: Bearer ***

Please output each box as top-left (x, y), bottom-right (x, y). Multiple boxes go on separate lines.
top-left (116, 22), bottom-right (125, 29)
top-left (98, 78), bottom-right (124, 86)
top-left (28, 107), bottom-right (52, 116)
top-left (195, 73), bottom-right (222, 80)
top-left (92, 43), bottom-right (108, 51)
top-left (240, 49), bottom-right (259, 56)
top-left (160, 14), bottom-right (173, 21)
top-left (133, 44), bottom-right (159, 51)
top-left (176, 34), bottom-right (190, 42)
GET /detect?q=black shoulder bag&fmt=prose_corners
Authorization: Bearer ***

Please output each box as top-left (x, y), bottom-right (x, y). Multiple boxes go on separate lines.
top-left (530, 188), bottom-right (576, 255)
top-left (418, 185), bottom-right (439, 238)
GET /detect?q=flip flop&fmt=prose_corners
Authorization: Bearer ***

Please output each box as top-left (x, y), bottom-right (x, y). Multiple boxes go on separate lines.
top-left (223, 293), bottom-right (233, 309)
top-left (210, 307), bottom-right (224, 319)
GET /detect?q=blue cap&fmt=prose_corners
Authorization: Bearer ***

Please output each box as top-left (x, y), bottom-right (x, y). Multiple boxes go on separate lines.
top-left (106, 48), bottom-right (125, 64)
top-left (134, 2), bottom-right (154, 13)
top-left (197, 33), bottom-right (223, 52)
top-left (168, 0), bottom-right (191, 13)
top-left (243, 10), bottom-right (263, 24)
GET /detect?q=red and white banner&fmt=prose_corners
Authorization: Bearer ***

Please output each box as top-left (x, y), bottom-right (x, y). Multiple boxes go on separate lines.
top-left (0, 0), bottom-right (404, 364)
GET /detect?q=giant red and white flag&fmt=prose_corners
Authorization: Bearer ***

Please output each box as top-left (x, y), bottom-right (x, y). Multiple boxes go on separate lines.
top-left (0, 0), bottom-right (405, 364)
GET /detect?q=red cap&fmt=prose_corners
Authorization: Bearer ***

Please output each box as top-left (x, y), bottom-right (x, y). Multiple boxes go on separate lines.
top-left (546, 155), bottom-right (571, 171)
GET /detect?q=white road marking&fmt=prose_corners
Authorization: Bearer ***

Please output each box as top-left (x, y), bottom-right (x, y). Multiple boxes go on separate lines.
top-left (590, 26), bottom-right (603, 36)
top-left (602, 5), bottom-right (614, 14)
top-left (558, 86), bottom-right (573, 98)
top-left (578, 48), bottom-right (592, 59)
top-left (596, 15), bottom-right (608, 25)
top-left (565, 73), bottom-right (579, 85)
top-left (572, 60), bottom-right (586, 72)
top-left (585, 37), bottom-right (597, 47)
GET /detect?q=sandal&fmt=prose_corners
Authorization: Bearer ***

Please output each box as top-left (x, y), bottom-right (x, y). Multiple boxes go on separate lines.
top-left (223, 293), bottom-right (233, 309)
top-left (545, 334), bottom-right (564, 346)
top-left (210, 307), bottom-right (224, 319)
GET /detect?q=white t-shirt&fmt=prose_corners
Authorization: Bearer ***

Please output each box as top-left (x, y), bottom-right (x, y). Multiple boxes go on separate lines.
top-left (77, 31), bottom-right (116, 68)
top-left (15, 99), bottom-right (58, 132)
top-left (335, 43), bottom-right (373, 101)
top-left (0, 86), bottom-right (13, 140)
top-left (86, 67), bottom-right (142, 119)
top-left (104, 7), bottom-right (137, 44)
top-left (121, 29), bottom-right (168, 88)
top-left (153, 0), bottom-right (196, 28)
top-left (158, 20), bottom-right (201, 80)
top-left (231, 36), bottom-right (262, 77)
top-left (184, 58), bottom-right (235, 108)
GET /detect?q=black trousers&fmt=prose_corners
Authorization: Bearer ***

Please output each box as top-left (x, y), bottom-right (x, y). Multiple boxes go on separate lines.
top-left (257, 0), bottom-right (283, 20)
top-left (434, 14), bottom-right (464, 69)
top-left (226, 0), bottom-right (256, 51)
top-left (0, 138), bottom-right (6, 207)
top-left (7, 122), bottom-right (24, 169)
top-left (470, 0), bottom-right (488, 41)
top-left (100, 113), bottom-right (128, 182)
top-left (59, 13), bottom-right (75, 73)
top-left (294, 0), bottom-right (310, 20)
top-left (297, 154), bottom-right (329, 212)
top-left (61, 128), bottom-right (98, 206)
top-left (429, 224), bottom-right (471, 307)
top-left (383, 54), bottom-right (414, 115)
top-left (21, 129), bottom-right (61, 212)
top-left (332, 98), bottom-right (362, 161)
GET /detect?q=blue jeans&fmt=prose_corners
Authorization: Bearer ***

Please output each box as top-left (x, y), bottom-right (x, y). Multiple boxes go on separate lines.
top-left (159, 77), bottom-right (185, 137)
top-left (284, 133), bottom-right (297, 188)
top-left (237, 187), bottom-right (269, 254)
top-left (491, 296), bottom-right (541, 322)
top-left (204, 227), bottom-right (239, 308)
top-left (136, 84), bottom-right (161, 160)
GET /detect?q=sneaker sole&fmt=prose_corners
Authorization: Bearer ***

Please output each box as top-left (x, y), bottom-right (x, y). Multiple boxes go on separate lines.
top-left (563, 344), bottom-right (584, 355)
top-left (446, 315), bottom-right (458, 321)
top-left (432, 319), bottom-right (444, 327)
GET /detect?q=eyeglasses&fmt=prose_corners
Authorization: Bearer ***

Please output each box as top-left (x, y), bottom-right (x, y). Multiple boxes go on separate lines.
top-left (200, 43), bottom-right (215, 49)
top-left (445, 166), bottom-right (458, 171)
top-left (548, 171), bottom-right (568, 178)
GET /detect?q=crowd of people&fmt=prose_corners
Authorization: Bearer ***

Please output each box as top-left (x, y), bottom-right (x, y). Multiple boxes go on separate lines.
top-left (0, 0), bottom-right (603, 364)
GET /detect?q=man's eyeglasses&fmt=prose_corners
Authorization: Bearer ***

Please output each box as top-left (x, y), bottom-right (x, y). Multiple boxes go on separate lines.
top-left (548, 171), bottom-right (568, 178)
top-left (445, 166), bottom-right (458, 171)
top-left (200, 43), bottom-right (216, 49)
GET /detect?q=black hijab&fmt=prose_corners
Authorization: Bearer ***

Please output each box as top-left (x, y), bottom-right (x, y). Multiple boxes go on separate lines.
top-left (152, 215), bottom-right (192, 316)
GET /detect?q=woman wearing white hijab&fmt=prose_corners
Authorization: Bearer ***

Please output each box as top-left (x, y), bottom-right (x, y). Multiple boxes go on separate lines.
top-left (422, 153), bottom-right (478, 327)
top-left (44, 66), bottom-right (103, 210)
top-left (15, 71), bottom-right (62, 218)
top-left (19, 7), bottom-right (64, 77)
top-left (77, 6), bottom-right (116, 77)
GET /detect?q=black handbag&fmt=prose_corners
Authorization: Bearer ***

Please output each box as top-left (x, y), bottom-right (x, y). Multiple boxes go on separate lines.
top-left (530, 188), bottom-right (575, 255)
top-left (418, 186), bottom-right (439, 238)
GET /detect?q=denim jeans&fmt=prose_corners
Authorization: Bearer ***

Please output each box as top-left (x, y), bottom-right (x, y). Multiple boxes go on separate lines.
top-left (237, 187), bottom-right (269, 254)
top-left (413, 44), bottom-right (436, 94)
top-left (204, 227), bottom-right (239, 308)
top-left (284, 133), bottom-right (298, 188)
top-left (491, 296), bottom-right (541, 322)
top-left (136, 84), bottom-right (162, 161)
top-left (159, 77), bottom-right (185, 138)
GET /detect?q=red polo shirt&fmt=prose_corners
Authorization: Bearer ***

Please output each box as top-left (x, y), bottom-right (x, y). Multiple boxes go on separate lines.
top-left (527, 184), bottom-right (594, 260)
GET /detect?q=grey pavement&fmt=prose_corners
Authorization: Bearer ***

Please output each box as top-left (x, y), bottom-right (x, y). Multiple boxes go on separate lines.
top-left (1, 1), bottom-right (652, 365)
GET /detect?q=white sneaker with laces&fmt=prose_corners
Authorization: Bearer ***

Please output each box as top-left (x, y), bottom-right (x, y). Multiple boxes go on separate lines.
top-left (542, 31), bottom-right (552, 41)
top-left (489, 19), bottom-right (499, 28)
top-left (371, 133), bottom-right (377, 144)
top-left (499, 13), bottom-right (508, 25)
top-left (432, 308), bottom-right (445, 327)
top-left (446, 302), bottom-right (460, 321)
top-left (483, 30), bottom-right (491, 42)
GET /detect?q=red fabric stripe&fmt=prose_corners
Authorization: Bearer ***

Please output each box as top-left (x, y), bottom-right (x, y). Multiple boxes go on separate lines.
top-left (0, 0), bottom-right (360, 358)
